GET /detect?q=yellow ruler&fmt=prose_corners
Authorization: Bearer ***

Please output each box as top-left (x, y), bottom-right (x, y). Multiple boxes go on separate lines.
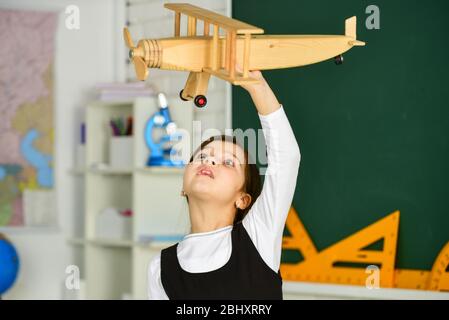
top-left (281, 207), bottom-right (449, 291)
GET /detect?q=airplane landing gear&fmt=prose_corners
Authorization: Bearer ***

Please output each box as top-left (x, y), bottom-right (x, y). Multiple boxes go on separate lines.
top-left (179, 90), bottom-right (207, 108)
top-left (334, 55), bottom-right (344, 65)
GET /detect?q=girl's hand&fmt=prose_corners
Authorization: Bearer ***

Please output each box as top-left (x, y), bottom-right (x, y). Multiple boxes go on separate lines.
top-left (235, 64), bottom-right (269, 94)
top-left (235, 64), bottom-right (281, 116)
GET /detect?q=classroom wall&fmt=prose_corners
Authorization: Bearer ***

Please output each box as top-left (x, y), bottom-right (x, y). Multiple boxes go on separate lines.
top-left (1, 0), bottom-right (120, 299)
top-left (1, 0), bottom-right (232, 300)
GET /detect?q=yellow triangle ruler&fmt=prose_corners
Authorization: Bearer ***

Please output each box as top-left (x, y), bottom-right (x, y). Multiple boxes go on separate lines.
top-left (393, 269), bottom-right (430, 290)
top-left (282, 208), bottom-right (449, 291)
top-left (281, 209), bottom-right (399, 287)
top-left (282, 207), bottom-right (318, 260)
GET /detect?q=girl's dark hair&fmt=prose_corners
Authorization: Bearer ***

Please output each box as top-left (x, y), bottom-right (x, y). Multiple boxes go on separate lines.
top-left (187, 134), bottom-right (262, 225)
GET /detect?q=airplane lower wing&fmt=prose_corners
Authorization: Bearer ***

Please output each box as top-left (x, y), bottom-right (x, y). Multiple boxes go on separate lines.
top-left (203, 68), bottom-right (259, 86)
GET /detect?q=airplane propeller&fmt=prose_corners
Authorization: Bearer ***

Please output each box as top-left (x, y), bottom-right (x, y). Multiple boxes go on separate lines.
top-left (123, 28), bottom-right (148, 81)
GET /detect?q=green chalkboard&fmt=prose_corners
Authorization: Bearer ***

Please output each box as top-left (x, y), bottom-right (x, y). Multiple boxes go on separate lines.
top-left (232, 0), bottom-right (449, 270)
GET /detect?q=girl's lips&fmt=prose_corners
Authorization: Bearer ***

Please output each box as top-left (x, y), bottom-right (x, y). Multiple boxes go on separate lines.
top-left (196, 165), bottom-right (214, 179)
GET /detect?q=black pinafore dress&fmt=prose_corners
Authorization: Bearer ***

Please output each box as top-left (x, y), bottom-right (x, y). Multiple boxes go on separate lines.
top-left (160, 221), bottom-right (283, 299)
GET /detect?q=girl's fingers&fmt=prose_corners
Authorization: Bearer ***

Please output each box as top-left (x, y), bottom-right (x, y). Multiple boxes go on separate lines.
top-left (235, 63), bottom-right (242, 72)
top-left (235, 62), bottom-right (264, 79)
top-left (234, 63), bottom-right (267, 92)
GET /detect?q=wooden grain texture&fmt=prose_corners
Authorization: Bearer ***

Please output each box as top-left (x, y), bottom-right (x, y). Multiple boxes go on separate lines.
top-left (165, 3), bottom-right (264, 34)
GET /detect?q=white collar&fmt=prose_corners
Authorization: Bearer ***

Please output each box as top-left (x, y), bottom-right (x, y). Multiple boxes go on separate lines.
top-left (183, 224), bottom-right (233, 240)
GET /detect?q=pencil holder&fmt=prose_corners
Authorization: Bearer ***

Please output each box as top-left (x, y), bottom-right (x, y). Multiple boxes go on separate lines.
top-left (109, 136), bottom-right (133, 169)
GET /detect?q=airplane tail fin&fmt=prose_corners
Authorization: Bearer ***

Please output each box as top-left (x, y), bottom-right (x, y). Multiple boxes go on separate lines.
top-left (345, 16), bottom-right (365, 46)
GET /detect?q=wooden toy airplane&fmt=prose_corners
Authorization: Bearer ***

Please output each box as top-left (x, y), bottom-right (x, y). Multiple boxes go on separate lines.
top-left (124, 3), bottom-right (365, 107)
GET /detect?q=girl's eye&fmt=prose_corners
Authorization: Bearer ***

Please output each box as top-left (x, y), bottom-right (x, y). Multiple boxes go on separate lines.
top-left (224, 159), bottom-right (235, 167)
top-left (197, 153), bottom-right (207, 160)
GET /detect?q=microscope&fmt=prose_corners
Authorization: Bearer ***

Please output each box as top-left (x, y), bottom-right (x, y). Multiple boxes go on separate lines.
top-left (144, 93), bottom-right (185, 167)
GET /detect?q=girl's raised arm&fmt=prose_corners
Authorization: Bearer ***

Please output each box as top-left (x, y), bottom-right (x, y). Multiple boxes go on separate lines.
top-left (240, 70), bottom-right (301, 273)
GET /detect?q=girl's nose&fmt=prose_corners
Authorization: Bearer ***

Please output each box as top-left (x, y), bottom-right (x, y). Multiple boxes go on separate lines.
top-left (205, 156), bottom-right (216, 166)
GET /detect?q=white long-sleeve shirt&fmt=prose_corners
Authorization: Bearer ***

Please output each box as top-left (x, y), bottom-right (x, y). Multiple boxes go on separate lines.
top-left (147, 105), bottom-right (301, 299)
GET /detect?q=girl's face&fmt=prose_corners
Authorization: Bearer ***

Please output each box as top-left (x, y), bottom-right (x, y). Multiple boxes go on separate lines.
top-left (183, 140), bottom-right (247, 204)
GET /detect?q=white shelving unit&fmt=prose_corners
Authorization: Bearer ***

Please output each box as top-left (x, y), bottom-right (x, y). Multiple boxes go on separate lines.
top-left (69, 96), bottom-right (193, 299)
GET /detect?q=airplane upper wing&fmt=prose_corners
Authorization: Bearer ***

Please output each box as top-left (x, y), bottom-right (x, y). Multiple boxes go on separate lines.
top-left (164, 3), bottom-right (264, 34)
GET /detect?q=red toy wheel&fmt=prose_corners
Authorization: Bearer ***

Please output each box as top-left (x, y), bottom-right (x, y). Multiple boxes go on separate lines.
top-left (194, 95), bottom-right (207, 108)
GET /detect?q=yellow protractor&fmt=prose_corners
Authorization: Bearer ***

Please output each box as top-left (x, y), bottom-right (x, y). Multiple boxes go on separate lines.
top-left (428, 242), bottom-right (449, 291)
top-left (123, 28), bottom-right (149, 81)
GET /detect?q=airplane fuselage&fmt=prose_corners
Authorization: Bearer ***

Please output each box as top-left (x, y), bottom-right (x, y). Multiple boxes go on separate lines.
top-left (138, 34), bottom-right (359, 73)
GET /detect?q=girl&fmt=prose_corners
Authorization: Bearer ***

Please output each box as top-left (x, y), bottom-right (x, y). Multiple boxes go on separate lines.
top-left (148, 69), bottom-right (301, 300)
